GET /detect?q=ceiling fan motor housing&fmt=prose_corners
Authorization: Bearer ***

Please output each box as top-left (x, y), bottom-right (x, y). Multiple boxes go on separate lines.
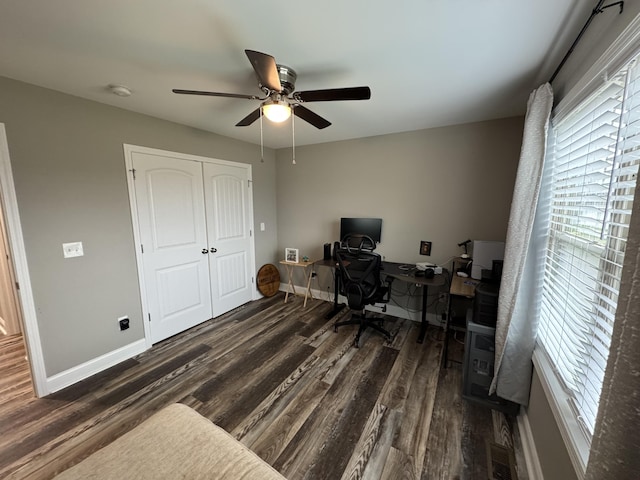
top-left (276, 64), bottom-right (297, 94)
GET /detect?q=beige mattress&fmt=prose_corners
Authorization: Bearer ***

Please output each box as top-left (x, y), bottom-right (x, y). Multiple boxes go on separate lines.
top-left (55, 403), bottom-right (286, 480)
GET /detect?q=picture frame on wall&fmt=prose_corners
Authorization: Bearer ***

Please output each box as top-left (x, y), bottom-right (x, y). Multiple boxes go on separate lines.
top-left (285, 248), bottom-right (299, 263)
top-left (419, 240), bottom-right (432, 256)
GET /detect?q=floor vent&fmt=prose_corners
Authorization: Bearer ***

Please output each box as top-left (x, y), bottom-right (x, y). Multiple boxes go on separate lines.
top-left (486, 441), bottom-right (518, 480)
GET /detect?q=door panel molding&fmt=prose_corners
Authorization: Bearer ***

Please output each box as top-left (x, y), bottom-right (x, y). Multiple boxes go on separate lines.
top-left (132, 153), bottom-right (212, 343)
top-left (215, 251), bottom-right (248, 296)
top-left (203, 162), bottom-right (254, 317)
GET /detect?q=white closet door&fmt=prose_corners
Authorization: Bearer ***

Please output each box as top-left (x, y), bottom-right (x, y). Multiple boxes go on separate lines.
top-left (133, 152), bottom-right (212, 343)
top-left (203, 162), bottom-right (253, 317)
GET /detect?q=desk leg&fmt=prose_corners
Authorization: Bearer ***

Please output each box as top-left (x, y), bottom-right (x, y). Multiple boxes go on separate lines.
top-left (325, 268), bottom-right (346, 319)
top-left (284, 264), bottom-right (295, 303)
top-left (303, 267), bottom-right (314, 308)
top-left (417, 285), bottom-right (428, 344)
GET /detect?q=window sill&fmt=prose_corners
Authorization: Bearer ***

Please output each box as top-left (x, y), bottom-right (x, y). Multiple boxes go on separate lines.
top-left (531, 348), bottom-right (589, 480)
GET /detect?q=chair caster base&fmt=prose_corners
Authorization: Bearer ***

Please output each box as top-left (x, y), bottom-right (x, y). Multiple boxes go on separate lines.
top-left (333, 313), bottom-right (391, 348)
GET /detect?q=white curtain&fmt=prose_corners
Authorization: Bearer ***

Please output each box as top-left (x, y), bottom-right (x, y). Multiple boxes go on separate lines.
top-left (489, 83), bottom-right (553, 404)
top-left (584, 187), bottom-right (640, 478)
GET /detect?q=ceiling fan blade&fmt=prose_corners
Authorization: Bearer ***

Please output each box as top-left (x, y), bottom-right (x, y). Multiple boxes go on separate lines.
top-left (172, 89), bottom-right (258, 100)
top-left (295, 86), bottom-right (371, 102)
top-left (245, 50), bottom-right (282, 92)
top-left (236, 108), bottom-right (262, 127)
top-left (293, 105), bottom-right (331, 129)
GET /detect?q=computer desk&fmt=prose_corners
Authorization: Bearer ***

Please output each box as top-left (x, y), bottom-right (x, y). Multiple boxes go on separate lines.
top-left (314, 258), bottom-right (445, 344)
top-left (383, 262), bottom-right (446, 343)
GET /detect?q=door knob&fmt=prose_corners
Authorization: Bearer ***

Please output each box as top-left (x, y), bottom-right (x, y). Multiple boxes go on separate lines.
top-left (201, 248), bottom-right (209, 254)
top-left (210, 247), bottom-right (217, 253)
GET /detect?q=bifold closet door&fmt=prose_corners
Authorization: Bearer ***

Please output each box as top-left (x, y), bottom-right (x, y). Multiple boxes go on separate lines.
top-left (133, 153), bottom-right (213, 344)
top-left (203, 162), bottom-right (253, 317)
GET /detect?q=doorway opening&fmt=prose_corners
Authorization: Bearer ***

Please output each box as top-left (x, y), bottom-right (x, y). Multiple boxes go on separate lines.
top-left (0, 143), bottom-right (33, 403)
top-left (0, 123), bottom-right (47, 398)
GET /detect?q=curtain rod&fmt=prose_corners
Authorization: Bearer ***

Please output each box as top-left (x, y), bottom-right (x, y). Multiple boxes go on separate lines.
top-left (549, 0), bottom-right (624, 84)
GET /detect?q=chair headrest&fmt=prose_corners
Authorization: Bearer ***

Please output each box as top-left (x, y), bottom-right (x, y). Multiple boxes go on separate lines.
top-left (340, 234), bottom-right (376, 253)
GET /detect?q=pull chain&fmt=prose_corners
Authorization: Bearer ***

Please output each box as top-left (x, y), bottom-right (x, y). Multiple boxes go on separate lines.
top-left (260, 107), bottom-right (264, 163)
top-left (292, 109), bottom-right (296, 165)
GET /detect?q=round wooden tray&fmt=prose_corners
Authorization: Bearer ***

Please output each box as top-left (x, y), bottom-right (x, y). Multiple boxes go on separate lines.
top-left (256, 264), bottom-right (280, 297)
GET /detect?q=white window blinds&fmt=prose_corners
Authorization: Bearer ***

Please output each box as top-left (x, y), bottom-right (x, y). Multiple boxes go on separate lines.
top-left (537, 57), bottom-right (640, 437)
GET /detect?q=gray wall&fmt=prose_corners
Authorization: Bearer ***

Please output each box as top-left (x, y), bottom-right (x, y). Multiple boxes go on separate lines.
top-left (526, 5), bottom-right (640, 479)
top-left (0, 76), bottom-right (278, 376)
top-left (275, 118), bottom-right (524, 306)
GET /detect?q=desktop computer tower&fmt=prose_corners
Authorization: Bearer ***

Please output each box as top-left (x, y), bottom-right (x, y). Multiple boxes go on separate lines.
top-left (473, 282), bottom-right (499, 327)
top-left (462, 311), bottom-right (517, 414)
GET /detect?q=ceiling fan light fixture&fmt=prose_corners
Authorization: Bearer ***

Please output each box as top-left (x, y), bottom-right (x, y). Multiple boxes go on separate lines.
top-left (262, 100), bottom-right (291, 123)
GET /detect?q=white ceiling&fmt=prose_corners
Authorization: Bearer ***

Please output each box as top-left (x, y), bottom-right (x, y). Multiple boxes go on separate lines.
top-left (0, 0), bottom-right (592, 149)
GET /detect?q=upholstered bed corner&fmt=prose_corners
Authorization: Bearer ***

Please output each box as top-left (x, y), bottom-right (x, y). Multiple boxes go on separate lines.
top-left (54, 403), bottom-right (287, 480)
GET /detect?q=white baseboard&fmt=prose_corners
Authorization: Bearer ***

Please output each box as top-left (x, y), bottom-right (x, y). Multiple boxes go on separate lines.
top-left (279, 284), bottom-right (444, 326)
top-left (518, 410), bottom-right (544, 480)
top-left (46, 339), bottom-right (147, 394)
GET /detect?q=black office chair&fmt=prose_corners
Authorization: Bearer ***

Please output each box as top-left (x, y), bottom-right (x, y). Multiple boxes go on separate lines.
top-left (333, 234), bottom-right (393, 347)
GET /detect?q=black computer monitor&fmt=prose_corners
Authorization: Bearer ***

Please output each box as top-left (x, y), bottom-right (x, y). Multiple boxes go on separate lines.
top-left (340, 217), bottom-right (382, 243)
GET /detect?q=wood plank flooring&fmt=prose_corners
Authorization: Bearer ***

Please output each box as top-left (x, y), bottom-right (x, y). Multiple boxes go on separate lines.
top-left (0, 334), bottom-right (34, 417)
top-left (0, 295), bottom-right (526, 479)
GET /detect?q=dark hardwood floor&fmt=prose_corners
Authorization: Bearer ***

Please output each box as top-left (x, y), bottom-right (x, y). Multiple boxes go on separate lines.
top-left (0, 294), bottom-right (526, 479)
top-left (0, 334), bottom-right (34, 418)
top-left (0, 335), bottom-right (33, 416)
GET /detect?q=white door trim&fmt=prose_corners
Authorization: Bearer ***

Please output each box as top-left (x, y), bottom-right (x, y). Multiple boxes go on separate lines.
top-left (123, 144), bottom-right (257, 347)
top-left (0, 123), bottom-right (48, 397)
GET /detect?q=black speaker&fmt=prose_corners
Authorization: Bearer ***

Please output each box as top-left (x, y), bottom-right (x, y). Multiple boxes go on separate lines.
top-left (415, 268), bottom-right (434, 278)
top-left (333, 241), bottom-right (340, 261)
top-left (323, 243), bottom-right (331, 260)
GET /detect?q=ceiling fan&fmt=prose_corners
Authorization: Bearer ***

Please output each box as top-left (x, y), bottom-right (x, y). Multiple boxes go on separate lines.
top-left (172, 49), bottom-right (371, 130)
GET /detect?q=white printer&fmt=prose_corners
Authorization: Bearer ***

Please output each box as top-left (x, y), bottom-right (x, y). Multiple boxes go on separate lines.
top-left (416, 262), bottom-right (443, 274)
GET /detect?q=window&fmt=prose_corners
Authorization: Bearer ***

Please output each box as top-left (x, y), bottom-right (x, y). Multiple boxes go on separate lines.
top-left (537, 57), bottom-right (640, 438)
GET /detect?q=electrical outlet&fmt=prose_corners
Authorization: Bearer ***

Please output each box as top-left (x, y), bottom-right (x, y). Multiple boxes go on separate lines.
top-left (118, 316), bottom-right (130, 331)
top-left (62, 241), bottom-right (84, 258)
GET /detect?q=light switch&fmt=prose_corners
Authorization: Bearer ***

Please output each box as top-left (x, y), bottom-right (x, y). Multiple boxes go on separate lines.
top-left (63, 242), bottom-right (84, 258)
top-left (260, 222), bottom-right (265, 231)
